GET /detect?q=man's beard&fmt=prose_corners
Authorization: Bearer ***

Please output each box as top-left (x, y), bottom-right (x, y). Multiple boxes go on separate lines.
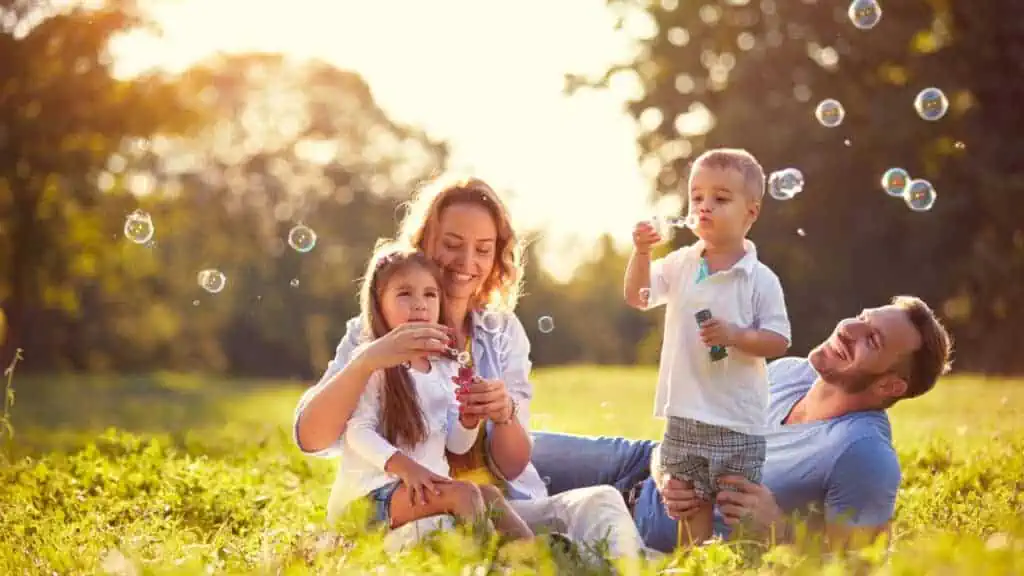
top-left (832, 371), bottom-right (877, 394)
top-left (811, 348), bottom-right (879, 394)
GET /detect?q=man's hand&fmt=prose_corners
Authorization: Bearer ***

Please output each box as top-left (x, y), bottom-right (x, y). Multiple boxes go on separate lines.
top-left (655, 472), bottom-right (703, 520)
top-left (716, 475), bottom-right (785, 532)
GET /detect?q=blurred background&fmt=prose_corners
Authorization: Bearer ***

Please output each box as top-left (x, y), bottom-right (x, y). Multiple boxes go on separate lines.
top-left (1, 0), bottom-right (1021, 381)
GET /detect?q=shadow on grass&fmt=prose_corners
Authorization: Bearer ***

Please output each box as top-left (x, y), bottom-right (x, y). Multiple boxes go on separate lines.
top-left (7, 372), bottom-right (308, 456)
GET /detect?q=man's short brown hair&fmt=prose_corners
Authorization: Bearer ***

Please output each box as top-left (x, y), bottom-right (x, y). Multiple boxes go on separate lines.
top-left (892, 295), bottom-right (954, 399)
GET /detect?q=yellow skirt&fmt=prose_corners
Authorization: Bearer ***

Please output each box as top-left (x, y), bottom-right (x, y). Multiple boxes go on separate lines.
top-left (447, 427), bottom-right (507, 493)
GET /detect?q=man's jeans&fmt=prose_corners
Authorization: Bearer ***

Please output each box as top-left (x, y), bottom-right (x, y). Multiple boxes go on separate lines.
top-left (530, 431), bottom-right (680, 552)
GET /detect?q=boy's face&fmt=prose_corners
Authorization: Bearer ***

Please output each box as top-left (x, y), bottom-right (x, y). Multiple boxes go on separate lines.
top-left (687, 164), bottom-right (760, 246)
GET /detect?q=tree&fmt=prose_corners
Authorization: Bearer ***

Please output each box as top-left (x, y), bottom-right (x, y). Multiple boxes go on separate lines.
top-left (0, 0), bottom-right (198, 367)
top-left (571, 0), bottom-right (1024, 373)
top-left (77, 52), bottom-right (449, 377)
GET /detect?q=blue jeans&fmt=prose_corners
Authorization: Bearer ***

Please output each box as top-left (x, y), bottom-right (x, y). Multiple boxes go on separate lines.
top-left (530, 431), bottom-right (680, 553)
top-left (367, 481), bottom-right (401, 527)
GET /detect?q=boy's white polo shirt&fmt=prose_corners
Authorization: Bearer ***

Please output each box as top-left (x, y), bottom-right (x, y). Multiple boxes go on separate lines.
top-left (645, 239), bottom-right (791, 435)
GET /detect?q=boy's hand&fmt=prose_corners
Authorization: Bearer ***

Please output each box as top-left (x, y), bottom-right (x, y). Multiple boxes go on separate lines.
top-left (699, 318), bottom-right (741, 347)
top-left (632, 221), bottom-right (662, 254)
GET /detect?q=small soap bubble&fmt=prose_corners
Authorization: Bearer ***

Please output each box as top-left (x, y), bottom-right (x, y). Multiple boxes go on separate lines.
top-left (537, 316), bottom-right (555, 334)
top-left (192, 299), bottom-right (200, 306)
top-left (480, 310), bottom-right (503, 334)
top-left (287, 224), bottom-right (317, 253)
top-left (797, 228), bottom-right (806, 237)
top-left (197, 269), bottom-right (226, 294)
top-left (768, 168), bottom-right (805, 200)
top-left (904, 179), bottom-right (937, 212)
top-left (881, 167), bottom-right (911, 198)
top-left (290, 278), bottom-right (300, 287)
top-left (954, 141), bottom-right (965, 150)
top-left (914, 87), bottom-right (949, 121)
top-left (843, 139), bottom-right (852, 147)
top-left (123, 209), bottom-right (154, 244)
top-left (664, 214), bottom-right (698, 230)
top-left (814, 98), bottom-right (845, 128)
top-left (847, 0), bottom-right (882, 30)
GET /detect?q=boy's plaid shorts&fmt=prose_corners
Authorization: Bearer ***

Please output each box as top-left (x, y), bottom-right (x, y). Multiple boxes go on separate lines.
top-left (659, 416), bottom-right (766, 501)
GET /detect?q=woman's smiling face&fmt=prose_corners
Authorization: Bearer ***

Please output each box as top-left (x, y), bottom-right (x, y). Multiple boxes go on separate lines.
top-left (428, 202), bottom-right (497, 304)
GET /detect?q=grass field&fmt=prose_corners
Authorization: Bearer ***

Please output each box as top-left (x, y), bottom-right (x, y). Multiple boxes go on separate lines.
top-left (1, 366), bottom-right (1022, 574)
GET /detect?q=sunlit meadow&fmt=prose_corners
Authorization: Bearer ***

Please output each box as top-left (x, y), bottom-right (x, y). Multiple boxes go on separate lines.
top-left (1, 359), bottom-right (1022, 575)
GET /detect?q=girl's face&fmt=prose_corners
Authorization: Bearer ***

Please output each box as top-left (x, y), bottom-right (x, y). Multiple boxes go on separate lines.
top-left (429, 202), bottom-right (498, 304)
top-left (379, 265), bottom-right (442, 330)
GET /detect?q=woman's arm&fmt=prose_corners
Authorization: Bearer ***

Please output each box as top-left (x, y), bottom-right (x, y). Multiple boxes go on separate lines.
top-left (293, 317), bottom-right (369, 456)
top-left (294, 319), bottom-right (451, 456)
top-left (486, 313), bottom-right (535, 479)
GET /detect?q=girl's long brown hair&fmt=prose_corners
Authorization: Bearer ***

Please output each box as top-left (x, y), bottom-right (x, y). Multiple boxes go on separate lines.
top-left (358, 241), bottom-right (447, 449)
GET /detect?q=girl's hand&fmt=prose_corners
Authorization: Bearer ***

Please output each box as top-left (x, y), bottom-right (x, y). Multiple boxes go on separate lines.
top-left (389, 456), bottom-right (450, 506)
top-left (358, 322), bottom-right (450, 370)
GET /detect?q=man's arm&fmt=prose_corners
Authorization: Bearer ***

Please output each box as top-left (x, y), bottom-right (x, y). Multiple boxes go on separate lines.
top-left (822, 437), bottom-right (901, 550)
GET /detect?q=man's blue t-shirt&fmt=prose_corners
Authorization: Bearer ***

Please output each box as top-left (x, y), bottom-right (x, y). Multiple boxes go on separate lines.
top-left (634, 357), bottom-right (902, 551)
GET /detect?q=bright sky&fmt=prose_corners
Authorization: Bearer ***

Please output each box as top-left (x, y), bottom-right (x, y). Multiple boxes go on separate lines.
top-left (109, 0), bottom-right (677, 281)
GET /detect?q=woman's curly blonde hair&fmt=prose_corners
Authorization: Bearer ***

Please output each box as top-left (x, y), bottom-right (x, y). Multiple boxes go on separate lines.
top-left (396, 175), bottom-right (524, 312)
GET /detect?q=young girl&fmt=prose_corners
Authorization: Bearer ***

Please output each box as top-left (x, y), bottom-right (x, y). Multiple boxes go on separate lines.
top-left (331, 242), bottom-right (534, 540)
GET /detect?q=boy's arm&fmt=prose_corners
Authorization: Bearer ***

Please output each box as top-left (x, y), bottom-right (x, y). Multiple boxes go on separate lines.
top-left (625, 245), bottom-right (689, 310)
top-left (623, 248), bottom-right (653, 309)
top-left (732, 328), bottom-right (790, 358)
top-left (733, 268), bottom-right (791, 358)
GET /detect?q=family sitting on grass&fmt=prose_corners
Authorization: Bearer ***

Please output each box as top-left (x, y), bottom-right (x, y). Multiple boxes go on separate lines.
top-left (292, 148), bottom-right (954, 563)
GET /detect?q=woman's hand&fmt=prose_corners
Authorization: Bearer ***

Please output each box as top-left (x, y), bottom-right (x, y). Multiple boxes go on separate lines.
top-left (458, 377), bottom-right (513, 424)
top-left (357, 322), bottom-right (450, 371)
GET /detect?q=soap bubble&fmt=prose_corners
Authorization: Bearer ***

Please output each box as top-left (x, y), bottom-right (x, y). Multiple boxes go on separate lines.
top-left (537, 316), bottom-right (555, 334)
top-left (904, 179), bottom-right (937, 212)
top-left (847, 0), bottom-right (882, 30)
top-left (768, 168), bottom-right (805, 200)
top-left (287, 224), bottom-right (317, 253)
top-left (123, 209), bottom-right (154, 244)
top-left (290, 278), bottom-right (300, 287)
top-left (814, 98), bottom-right (845, 128)
top-left (480, 310), bottom-right (503, 333)
top-left (664, 214), bottom-right (698, 230)
top-left (197, 269), bottom-right (226, 294)
top-left (881, 167), bottom-right (911, 198)
top-left (914, 87), bottom-right (949, 121)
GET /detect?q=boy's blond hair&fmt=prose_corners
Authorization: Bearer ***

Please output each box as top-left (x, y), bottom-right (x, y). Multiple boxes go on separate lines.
top-left (690, 148), bottom-right (766, 202)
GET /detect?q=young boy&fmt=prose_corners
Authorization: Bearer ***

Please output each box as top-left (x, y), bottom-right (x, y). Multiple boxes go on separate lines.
top-left (623, 148), bottom-right (792, 546)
